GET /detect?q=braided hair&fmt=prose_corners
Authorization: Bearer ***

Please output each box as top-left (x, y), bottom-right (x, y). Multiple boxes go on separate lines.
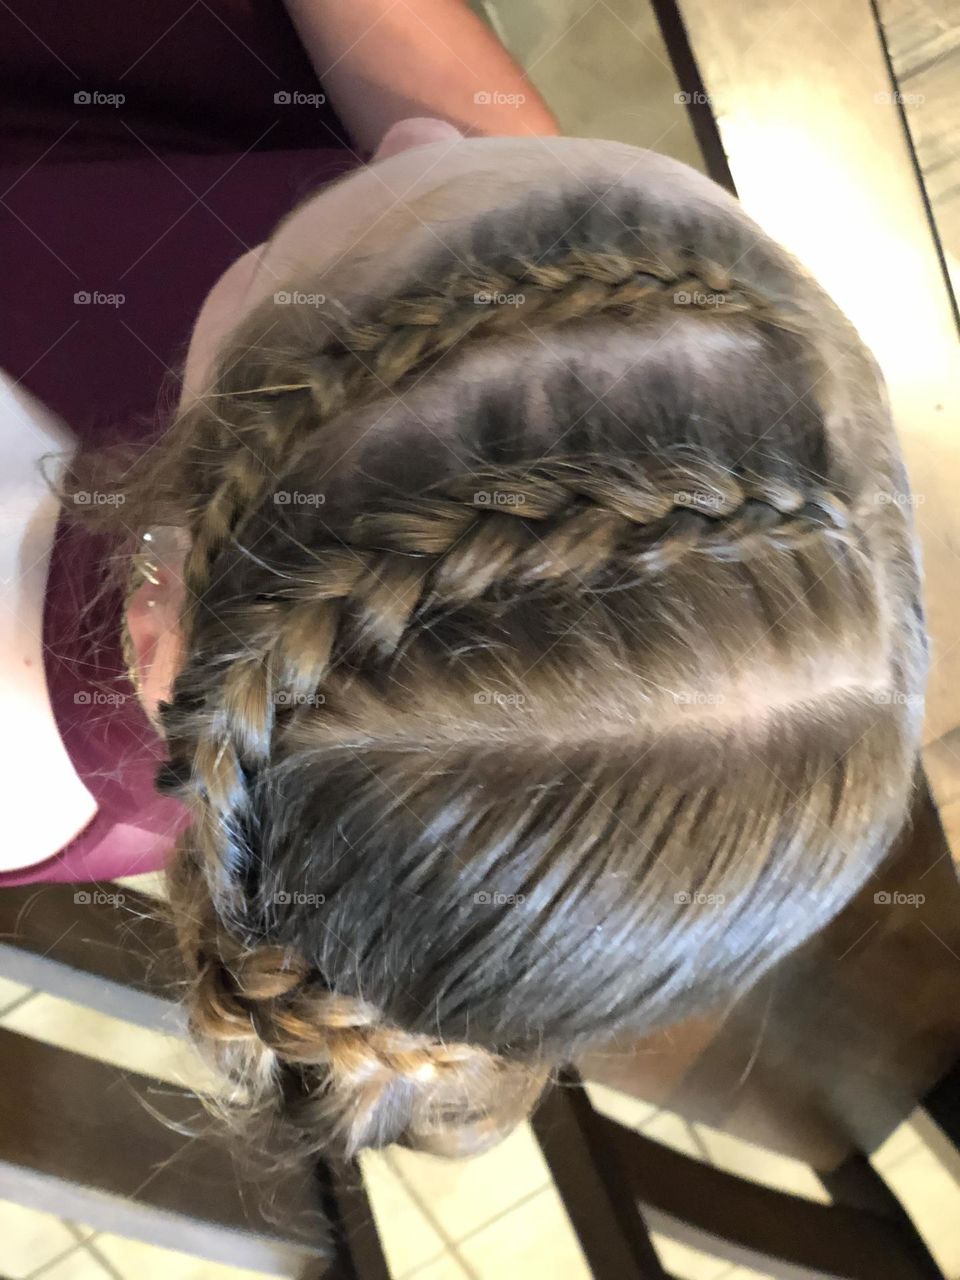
top-left (65, 183), bottom-right (926, 1158)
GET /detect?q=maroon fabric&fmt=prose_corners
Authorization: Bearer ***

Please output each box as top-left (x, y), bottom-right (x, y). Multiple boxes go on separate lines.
top-left (0, 3), bottom-right (358, 884)
top-left (0, 0), bottom-right (351, 164)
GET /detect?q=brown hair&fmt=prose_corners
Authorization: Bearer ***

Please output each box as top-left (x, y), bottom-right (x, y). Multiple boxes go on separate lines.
top-left (65, 177), bottom-right (927, 1159)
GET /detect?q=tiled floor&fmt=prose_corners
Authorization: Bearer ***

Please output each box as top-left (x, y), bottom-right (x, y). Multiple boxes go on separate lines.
top-left (2, 966), bottom-right (960, 1280)
top-left (470, 0), bottom-right (703, 171)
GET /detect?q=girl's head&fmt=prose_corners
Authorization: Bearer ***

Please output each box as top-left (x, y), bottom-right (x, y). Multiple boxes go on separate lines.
top-left (72, 127), bottom-right (927, 1159)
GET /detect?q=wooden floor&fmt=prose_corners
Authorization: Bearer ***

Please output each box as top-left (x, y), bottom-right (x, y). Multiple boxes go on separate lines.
top-left (879, 0), bottom-right (960, 314)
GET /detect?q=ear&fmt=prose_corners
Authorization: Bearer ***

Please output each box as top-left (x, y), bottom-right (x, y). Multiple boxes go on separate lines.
top-left (124, 527), bottom-right (189, 723)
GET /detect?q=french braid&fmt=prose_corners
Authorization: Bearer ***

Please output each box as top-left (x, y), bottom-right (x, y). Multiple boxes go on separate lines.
top-left (181, 246), bottom-right (803, 607)
top-left (166, 464), bottom-right (866, 1155)
top-left (179, 909), bottom-right (548, 1156)
top-left (72, 186), bottom-right (922, 1160)
top-left (168, 458), bottom-right (861, 875)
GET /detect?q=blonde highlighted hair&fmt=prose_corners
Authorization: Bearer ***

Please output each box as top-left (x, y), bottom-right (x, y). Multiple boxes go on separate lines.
top-left (66, 178), bottom-right (927, 1158)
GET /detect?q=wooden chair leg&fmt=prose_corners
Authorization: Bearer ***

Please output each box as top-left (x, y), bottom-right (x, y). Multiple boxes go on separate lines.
top-left (317, 1162), bottom-right (392, 1280)
top-left (532, 1070), bottom-right (670, 1279)
top-left (923, 1058), bottom-right (960, 1149)
top-left (0, 884), bottom-right (392, 1276)
top-left (0, 1027), bottom-right (326, 1271)
top-left (0, 882), bottom-right (181, 1029)
top-left (535, 1071), bottom-right (947, 1280)
top-left (819, 1153), bottom-right (944, 1280)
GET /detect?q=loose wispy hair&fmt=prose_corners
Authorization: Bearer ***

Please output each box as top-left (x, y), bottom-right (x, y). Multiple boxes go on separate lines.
top-left (64, 178), bottom-right (927, 1158)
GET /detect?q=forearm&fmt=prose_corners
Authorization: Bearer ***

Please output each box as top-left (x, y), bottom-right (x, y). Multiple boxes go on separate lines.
top-left (283, 0), bottom-right (560, 152)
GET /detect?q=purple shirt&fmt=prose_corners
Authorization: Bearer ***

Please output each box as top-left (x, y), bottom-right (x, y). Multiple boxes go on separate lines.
top-left (0, 1), bottom-right (357, 883)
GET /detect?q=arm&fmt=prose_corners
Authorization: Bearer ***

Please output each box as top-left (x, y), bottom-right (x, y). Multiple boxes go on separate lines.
top-left (282, 0), bottom-right (560, 152)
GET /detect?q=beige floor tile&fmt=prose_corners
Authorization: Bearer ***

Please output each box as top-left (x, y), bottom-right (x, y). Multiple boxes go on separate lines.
top-left (1, 992), bottom-right (217, 1091)
top-left (62, 1223), bottom-right (101, 1249)
top-left (111, 870), bottom-right (168, 900)
top-left (457, 1184), bottom-right (591, 1279)
top-left (649, 1232), bottom-right (730, 1279)
top-left (883, 1144), bottom-right (960, 1276)
top-left (63, 1220), bottom-right (98, 1242)
top-left (401, 1251), bottom-right (471, 1280)
top-left (476, 0), bottom-right (702, 168)
top-left (719, 1268), bottom-right (778, 1280)
top-left (31, 1244), bottom-right (115, 1280)
top-left (0, 1199), bottom-right (79, 1279)
top-left (88, 1232), bottom-right (287, 1279)
top-left (691, 1123), bottom-right (829, 1202)
top-left (640, 1108), bottom-right (705, 1158)
top-left (0, 975), bottom-right (32, 1013)
top-left (360, 1149), bottom-right (448, 1277)
top-left (387, 1120), bottom-right (551, 1242)
top-left (871, 1112), bottom-right (924, 1173)
top-left (584, 1080), bottom-right (660, 1130)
